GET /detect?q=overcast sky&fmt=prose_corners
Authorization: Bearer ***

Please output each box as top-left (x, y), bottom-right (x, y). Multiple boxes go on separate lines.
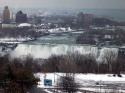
top-left (0, 0), bottom-right (125, 9)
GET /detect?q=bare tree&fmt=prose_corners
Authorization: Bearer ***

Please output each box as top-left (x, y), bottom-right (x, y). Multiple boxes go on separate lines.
top-left (58, 55), bottom-right (78, 73)
top-left (58, 73), bottom-right (79, 93)
top-left (101, 49), bottom-right (118, 73)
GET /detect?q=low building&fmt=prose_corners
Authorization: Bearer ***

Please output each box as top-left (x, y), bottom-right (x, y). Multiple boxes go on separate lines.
top-left (117, 26), bottom-right (125, 30)
top-left (2, 23), bottom-right (17, 28)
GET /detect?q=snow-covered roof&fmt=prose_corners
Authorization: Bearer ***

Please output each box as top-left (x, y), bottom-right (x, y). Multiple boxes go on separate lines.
top-left (18, 23), bottom-right (32, 27)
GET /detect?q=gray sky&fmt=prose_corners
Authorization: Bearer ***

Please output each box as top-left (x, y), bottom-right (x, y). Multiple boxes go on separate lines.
top-left (0, 0), bottom-right (125, 9)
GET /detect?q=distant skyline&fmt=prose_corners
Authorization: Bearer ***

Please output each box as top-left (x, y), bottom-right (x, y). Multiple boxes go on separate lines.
top-left (0, 0), bottom-right (125, 9)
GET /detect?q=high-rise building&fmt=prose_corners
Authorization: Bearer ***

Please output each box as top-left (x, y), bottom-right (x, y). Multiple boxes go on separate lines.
top-left (3, 6), bottom-right (10, 23)
top-left (77, 12), bottom-right (84, 28)
top-left (83, 14), bottom-right (93, 28)
top-left (16, 11), bottom-right (27, 23)
top-left (77, 12), bottom-right (93, 28)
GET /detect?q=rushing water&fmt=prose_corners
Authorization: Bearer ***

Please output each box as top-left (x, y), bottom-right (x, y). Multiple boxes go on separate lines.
top-left (10, 32), bottom-right (118, 60)
top-left (10, 44), bottom-right (99, 59)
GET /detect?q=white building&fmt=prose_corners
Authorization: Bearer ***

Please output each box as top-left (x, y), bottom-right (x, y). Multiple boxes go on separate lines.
top-left (18, 23), bottom-right (32, 28)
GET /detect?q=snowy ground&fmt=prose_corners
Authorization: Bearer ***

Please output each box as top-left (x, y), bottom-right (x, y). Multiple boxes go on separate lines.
top-left (35, 73), bottom-right (125, 93)
top-left (0, 37), bottom-right (34, 43)
top-left (48, 27), bottom-right (73, 33)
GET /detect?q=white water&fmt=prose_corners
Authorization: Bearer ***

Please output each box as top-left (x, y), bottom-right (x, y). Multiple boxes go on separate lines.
top-left (10, 44), bottom-right (118, 60)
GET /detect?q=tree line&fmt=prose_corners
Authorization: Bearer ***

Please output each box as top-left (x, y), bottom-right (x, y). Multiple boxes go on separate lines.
top-left (41, 53), bottom-right (125, 76)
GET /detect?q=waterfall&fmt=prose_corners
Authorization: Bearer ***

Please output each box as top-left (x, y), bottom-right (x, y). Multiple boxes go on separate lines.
top-left (10, 44), bottom-right (118, 60)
